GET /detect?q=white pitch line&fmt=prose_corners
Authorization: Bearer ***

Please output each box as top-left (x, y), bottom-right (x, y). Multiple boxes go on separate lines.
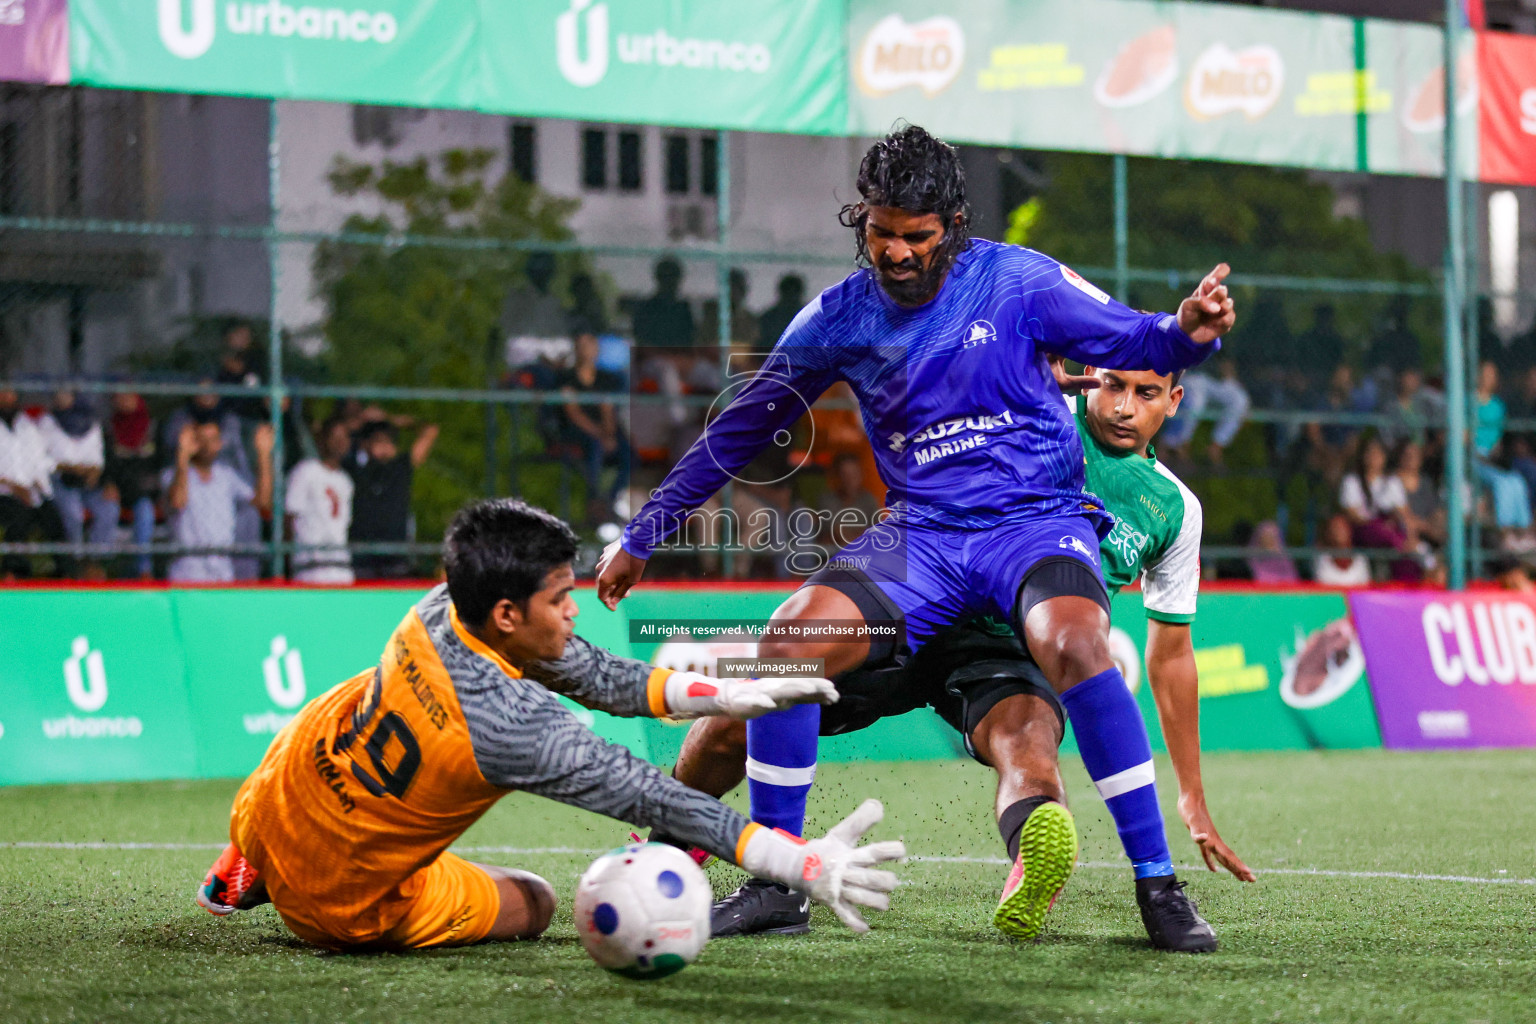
top-left (3, 842), bottom-right (1532, 887)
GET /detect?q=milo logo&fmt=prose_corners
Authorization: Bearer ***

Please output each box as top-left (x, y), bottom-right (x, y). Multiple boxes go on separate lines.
top-left (855, 13), bottom-right (964, 97)
top-left (158, 0), bottom-right (399, 61)
top-left (1184, 42), bottom-right (1284, 121)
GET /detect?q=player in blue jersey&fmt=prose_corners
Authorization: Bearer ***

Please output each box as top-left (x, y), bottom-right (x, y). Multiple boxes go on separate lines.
top-left (598, 125), bottom-right (1236, 950)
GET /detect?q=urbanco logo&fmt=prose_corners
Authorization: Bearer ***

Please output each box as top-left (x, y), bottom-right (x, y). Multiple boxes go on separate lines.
top-left (158, 0), bottom-right (400, 61)
top-left (556, 0), bottom-right (772, 89)
top-left (64, 635), bottom-right (107, 713)
top-left (263, 635), bottom-right (307, 709)
top-left (557, 0), bottom-right (608, 88)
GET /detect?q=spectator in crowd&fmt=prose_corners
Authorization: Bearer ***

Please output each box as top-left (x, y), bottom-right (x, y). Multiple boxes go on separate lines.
top-left (1392, 439), bottom-right (1445, 557)
top-left (1159, 354), bottom-right (1251, 466)
top-left (696, 268), bottom-right (759, 351)
top-left (0, 387), bottom-right (65, 579)
top-left (40, 390), bottom-right (114, 578)
top-left (501, 250), bottom-right (571, 371)
top-left (631, 258), bottom-right (695, 350)
top-left (348, 419), bottom-right (438, 580)
top-left (1338, 434), bottom-right (1421, 580)
top-left (1316, 364), bottom-right (1370, 451)
top-left (104, 391), bottom-right (159, 579)
top-left (1245, 519), bottom-right (1299, 584)
top-left (1472, 360), bottom-right (1535, 551)
top-left (162, 418), bottom-right (273, 583)
top-left (558, 327), bottom-right (631, 524)
top-left (1234, 295), bottom-right (1294, 410)
top-left (1296, 303), bottom-right (1345, 387)
top-left (757, 274), bottom-right (806, 353)
top-left (218, 322), bottom-right (265, 421)
top-left (286, 416), bottom-right (355, 585)
top-left (1313, 512), bottom-right (1372, 586)
top-left (817, 451), bottom-right (879, 548)
top-left (1491, 554), bottom-right (1536, 592)
top-left (1377, 367), bottom-right (1445, 447)
top-left (1365, 296), bottom-right (1420, 382)
top-left (568, 272), bottom-right (610, 335)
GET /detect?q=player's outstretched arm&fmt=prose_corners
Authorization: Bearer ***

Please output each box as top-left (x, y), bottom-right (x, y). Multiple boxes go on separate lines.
top-left (475, 685), bottom-right (898, 931)
top-left (1176, 264), bottom-right (1237, 345)
top-left (1145, 618), bottom-right (1256, 882)
top-left (525, 634), bottom-right (836, 719)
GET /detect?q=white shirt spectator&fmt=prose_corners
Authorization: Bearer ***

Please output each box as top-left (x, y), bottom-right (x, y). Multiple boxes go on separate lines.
top-left (1312, 554), bottom-right (1372, 587)
top-left (287, 458), bottom-right (354, 584)
top-left (0, 412), bottom-right (55, 506)
top-left (1339, 473), bottom-right (1408, 520)
top-left (161, 462), bottom-right (252, 582)
top-left (38, 414), bottom-right (104, 474)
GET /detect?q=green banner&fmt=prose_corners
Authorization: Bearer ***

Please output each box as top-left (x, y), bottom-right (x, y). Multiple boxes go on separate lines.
top-left (0, 592), bottom-right (197, 785)
top-left (478, 0), bottom-right (845, 134)
top-left (73, 0), bottom-right (480, 108)
top-left (0, 586), bottom-right (1380, 787)
top-left (846, 0), bottom-right (1476, 177)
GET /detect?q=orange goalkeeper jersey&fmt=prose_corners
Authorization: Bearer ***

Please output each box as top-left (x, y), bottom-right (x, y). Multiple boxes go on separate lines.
top-left (230, 585), bottom-right (751, 946)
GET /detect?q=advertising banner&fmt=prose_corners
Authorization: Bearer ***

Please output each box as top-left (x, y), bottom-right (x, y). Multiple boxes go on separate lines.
top-left (0, 591), bottom-right (197, 785)
top-left (478, 0), bottom-right (846, 135)
top-left (0, 0), bottom-right (68, 84)
top-left (1351, 591), bottom-right (1536, 750)
top-left (72, 0), bottom-right (480, 109)
top-left (1476, 30), bottom-right (1536, 186)
top-left (846, 0), bottom-right (1477, 177)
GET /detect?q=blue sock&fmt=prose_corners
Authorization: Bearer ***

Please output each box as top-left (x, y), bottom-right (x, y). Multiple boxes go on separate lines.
top-left (1059, 667), bottom-right (1174, 879)
top-left (745, 703), bottom-right (820, 837)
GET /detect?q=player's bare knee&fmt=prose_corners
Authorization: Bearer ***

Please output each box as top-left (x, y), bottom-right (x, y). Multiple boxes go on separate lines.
top-left (698, 716), bottom-right (746, 758)
top-left (1050, 633), bottom-right (1113, 691)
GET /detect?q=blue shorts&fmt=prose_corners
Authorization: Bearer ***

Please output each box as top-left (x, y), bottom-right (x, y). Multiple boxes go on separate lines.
top-left (809, 513), bottom-right (1106, 657)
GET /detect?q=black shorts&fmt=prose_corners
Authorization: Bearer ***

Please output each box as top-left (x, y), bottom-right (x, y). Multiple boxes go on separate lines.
top-left (819, 618), bottom-right (1064, 766)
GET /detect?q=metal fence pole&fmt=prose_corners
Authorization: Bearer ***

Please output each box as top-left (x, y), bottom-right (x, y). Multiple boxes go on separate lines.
top-left (1113, 153), bottom-right (1129, 304)
top-left (1442, 0), bottom-right (1467, 590)
top-left (1465, 179), bottom-right (1482, 579)
top-left (267, 100), bottom-right (287, 579)
top-left (716, 130), bottom-right (735, 578)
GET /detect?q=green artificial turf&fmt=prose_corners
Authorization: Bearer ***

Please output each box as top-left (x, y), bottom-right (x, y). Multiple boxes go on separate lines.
top-left (2, 749), bottom-right (1534, 1023)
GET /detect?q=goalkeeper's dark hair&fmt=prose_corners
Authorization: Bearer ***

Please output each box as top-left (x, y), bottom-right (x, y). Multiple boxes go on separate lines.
top-left (839, 122), bottom-right (972, 268)
top-left (444, 498), bottom-right (578, 625)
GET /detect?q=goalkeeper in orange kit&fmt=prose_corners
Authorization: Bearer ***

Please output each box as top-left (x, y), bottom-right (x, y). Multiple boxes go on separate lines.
top-left (196, 499), bottom-right (902, 951)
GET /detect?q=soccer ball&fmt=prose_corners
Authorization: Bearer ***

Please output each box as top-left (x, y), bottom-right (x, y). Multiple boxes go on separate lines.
top-left (574, 842), bottom-right (712, 980)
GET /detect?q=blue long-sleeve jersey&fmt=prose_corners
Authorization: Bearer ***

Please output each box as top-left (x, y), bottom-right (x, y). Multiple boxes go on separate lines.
top-left (621, 240), bottom-right (1217, 559)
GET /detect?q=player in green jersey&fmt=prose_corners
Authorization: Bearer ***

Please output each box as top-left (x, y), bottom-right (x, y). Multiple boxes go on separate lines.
top-left (657, 361), bottom-right (1252, 950)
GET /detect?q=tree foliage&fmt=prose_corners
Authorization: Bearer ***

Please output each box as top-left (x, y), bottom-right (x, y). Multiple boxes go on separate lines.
top-left (312, 149), bottom-right (581, 542)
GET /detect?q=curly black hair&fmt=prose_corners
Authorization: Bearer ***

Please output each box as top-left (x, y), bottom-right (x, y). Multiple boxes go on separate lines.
top-left (838, 122), bottom-right (972, 269)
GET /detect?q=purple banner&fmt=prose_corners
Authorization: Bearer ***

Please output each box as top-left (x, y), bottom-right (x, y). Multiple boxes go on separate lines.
top-left (1350, 591), bottom-right (1536, 749)
top-left (0, 0), bottom-right (67, 85)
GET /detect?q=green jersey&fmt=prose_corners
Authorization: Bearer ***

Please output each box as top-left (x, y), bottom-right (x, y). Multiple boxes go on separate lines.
top-left (1069, 397), bottom-right (1202, 624)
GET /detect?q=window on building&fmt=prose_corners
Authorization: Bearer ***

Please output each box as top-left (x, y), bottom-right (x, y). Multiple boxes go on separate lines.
top-left (581, 128), bottom-right (607, 190)
top-left (509, 122), bottom-right (536, 184)
top-left (617, 130), bottom-right (643, 191)
top-left (700, 135), bottom-right (719, 197)
top-left (665, 135), bottom-right (690, 195)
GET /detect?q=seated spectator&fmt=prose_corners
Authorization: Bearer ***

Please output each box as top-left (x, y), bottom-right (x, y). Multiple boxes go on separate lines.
top-left (630, 257), bottom-right (695, 350)
top-left (757, 274), bottom-right (807, 353)
top-left (162, 418), bottom-right (273, 583)
top-left (1378, 367), bottom-right (1445, 447)
top-left (1392, 439), bottom-right (1445, 555)
top-left (817, 451), bottom-right (880, 549)
top-left (696, 268), bottom-right (759, 352)
top-left (1339, 435), bottom-right (1421, 580)
top-left (40, 390), bottom-right (116, 578)
top-left (1473, 360), bottom-right (1535, 550)
top-left (559, 328), bottom-right (630, 524)
top-left (1158, 355), bottom-right (1250, 466)
top-left (0, 387), bottom-right (65, 579)
top-left (1491, 555), bottom-right (1536, 592)
top-left (1245, 520), bottom-right (1299, 584)
top-left (286, 416), bottom-right (355, 585)
top-left (1312, 513), bottom-right (1372, 587)
top-left (104, 392), bottom-right (159, 579)
top-left (1316, 364), bottom-right (1371, 451)
top-left (347, 420), bottom-right (438, 580)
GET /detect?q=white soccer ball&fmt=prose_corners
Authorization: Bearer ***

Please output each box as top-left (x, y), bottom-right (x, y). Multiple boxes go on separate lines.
top-left (573, 842), bottom-right (711, 980)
